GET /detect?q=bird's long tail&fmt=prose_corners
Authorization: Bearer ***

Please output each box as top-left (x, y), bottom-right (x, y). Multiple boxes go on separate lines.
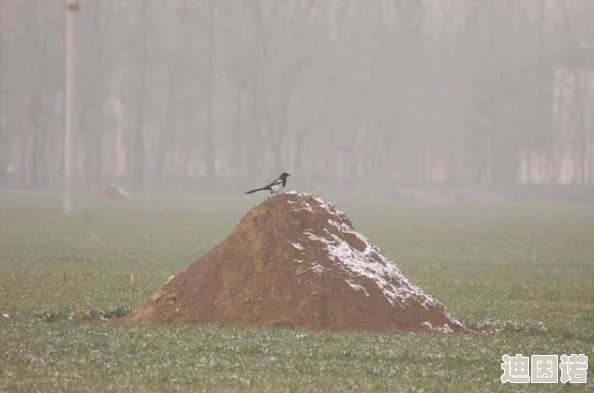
top-left (244, 187), bottom-right (267, 195)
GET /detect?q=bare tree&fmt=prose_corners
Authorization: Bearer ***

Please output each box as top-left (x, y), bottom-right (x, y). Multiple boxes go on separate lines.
top-left (1, 0), bottom-right (593, 197)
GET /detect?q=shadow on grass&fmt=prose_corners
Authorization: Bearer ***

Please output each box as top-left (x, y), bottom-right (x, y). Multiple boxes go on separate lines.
top-left (30, 307), bottom-right (132, 323)
top-left (24, 308), bottom-right (571, 341)
top-left (459, 318), bottom-right (549, 336)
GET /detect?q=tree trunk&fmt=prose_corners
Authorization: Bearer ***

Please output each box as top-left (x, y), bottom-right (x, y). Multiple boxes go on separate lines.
top-left (295, 132), bottom-right (308, 180)
top-left (82, 119), bottom-right (94, 187)
top-left (273, 139), bottom-right (283, 172)
top-left (131, 0), bottom-right (148, 192)
top-left (29, 102), bottom-right (47, 188)
top-left (577, 73), bottom-right (587, 186)
top-left (0, 0), bottom-right (3, 186)
top-left (155, 74), bottom-right (176, 191)
top-left (154, 137), bottom-right (165, 191)
top-left (0, 132), bottom-right (5, 186)
top-left (30, 130), bottom-right (38, 187)
top-left (132, 134), bottom-right (145, 191)
top-left (38, 127), bottom-right (48, 187)
top-left (95, 130), bottom-right (103, 188)
top-left (245, 0), bottom-right (267, 186)
top-left (235, 81), bottom-right (244, 186)
top-left (203, 0), bottom-right (216, 181)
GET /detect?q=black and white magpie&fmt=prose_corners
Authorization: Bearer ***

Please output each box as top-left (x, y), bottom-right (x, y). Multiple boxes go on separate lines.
top-left (244, 172), bottom-right (291, 195)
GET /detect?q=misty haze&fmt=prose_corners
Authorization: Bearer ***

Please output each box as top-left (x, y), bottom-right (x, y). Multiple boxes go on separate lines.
top-left (0, 0), bottom-right (593, 200)
top-left (0, 1), bottom-right (593, 392)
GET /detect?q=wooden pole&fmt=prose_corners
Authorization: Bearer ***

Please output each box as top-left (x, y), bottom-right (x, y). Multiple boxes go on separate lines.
top-left (0, 0), bottom-right (4, 185)
top-left (64, 0), bottom-right (78, 213)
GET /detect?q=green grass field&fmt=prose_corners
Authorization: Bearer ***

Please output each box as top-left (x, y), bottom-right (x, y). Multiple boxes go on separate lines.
top-left (1, 191), bottom-right (593, 392)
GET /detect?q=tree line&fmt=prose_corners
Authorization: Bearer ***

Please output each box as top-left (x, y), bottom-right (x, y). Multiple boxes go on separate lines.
top-left (0, 0), bottom-right (593, 195)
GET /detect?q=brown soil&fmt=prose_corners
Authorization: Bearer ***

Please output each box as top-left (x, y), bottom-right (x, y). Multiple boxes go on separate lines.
top-left (121, 192), bottom-right (465, 334)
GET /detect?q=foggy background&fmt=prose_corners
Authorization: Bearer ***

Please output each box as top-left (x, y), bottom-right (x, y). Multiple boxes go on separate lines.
top-left (0, 0), bottom-right (593, 200)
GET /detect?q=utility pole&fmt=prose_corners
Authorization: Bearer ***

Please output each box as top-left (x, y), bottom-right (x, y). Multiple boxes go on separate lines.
top-left (0, 0), bottom-right (4, 186)
top-left (64, 0), bottom-right (78, 213)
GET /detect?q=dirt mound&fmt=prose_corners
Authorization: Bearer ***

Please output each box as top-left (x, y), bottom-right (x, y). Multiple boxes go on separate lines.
top-left (122, 192), bottom-right (464, 334)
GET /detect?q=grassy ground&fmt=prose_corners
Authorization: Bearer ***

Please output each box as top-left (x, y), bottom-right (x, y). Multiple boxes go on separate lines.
top-left (0, 191), bottom-right (593, 392)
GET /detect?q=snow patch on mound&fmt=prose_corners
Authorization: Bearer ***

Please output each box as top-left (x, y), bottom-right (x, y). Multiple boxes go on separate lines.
top-left (289, 192), bottom-right (441, 310)
top-left (423, 321), bottom-right (454, 333)
top-left (311, 263), bottom-right (325, 274)
top-left (306, 227), bottom-right (438, 309)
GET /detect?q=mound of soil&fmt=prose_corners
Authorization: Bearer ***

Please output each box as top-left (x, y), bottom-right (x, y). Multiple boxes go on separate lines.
top-left (122, 192), bottom-right (464, 334)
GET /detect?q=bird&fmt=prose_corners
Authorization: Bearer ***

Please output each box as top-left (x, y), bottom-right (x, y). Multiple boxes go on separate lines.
top-left (244, 172), bottom-right (291, 195)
